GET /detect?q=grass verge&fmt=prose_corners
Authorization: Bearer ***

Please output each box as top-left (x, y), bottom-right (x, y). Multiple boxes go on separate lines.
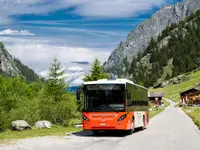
top-left (149, 99), bottom-right (170, 118)
top-left (0, 125), bottom-right (81, 140)
top-left (150, 70), bottom-right (200, 102)
top-left (182, 106), bottom-right (200, 129)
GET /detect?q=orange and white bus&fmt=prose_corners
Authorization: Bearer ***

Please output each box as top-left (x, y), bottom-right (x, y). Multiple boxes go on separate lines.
top-left (76, 78), bottom-right (149, 135)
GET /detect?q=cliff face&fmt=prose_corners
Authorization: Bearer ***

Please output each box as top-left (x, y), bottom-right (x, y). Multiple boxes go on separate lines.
top-left (104, 0), bottom-right (200, 75)
top-left (0, 42), bottom-right (39, 82)
top-left (0, 42), bottom-right (21, 76)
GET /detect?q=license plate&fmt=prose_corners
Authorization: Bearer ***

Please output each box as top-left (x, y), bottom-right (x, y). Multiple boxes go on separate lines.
top-left (100, 123), bottom-right (106, 126)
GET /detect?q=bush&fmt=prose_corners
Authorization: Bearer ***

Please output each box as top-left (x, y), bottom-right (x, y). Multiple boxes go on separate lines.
top-left (0, 107), bottom-right (8, 132)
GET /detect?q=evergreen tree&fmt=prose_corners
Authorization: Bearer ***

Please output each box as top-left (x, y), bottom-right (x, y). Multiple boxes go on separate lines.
top-left (83, 58), bottom-right (109, 81)
top-left (129, 56), bottom-right (137, 74)
top-left (46, 58), bottom-right (67, 102)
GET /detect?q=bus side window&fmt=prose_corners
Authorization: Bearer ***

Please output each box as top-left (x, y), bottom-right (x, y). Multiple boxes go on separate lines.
top-left (133, 100), bottom-right (135, 106)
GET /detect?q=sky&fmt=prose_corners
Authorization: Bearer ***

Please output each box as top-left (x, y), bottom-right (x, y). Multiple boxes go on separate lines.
top-left (0, 0), bottom-right (182, 86)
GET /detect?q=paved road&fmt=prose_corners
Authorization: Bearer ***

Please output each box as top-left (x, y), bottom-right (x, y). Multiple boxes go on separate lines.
top-left (1, 99), bottom-right (200, 150)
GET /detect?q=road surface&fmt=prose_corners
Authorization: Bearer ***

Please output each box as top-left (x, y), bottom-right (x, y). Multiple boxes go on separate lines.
top-left (1, 99), bottom-right (200, 150)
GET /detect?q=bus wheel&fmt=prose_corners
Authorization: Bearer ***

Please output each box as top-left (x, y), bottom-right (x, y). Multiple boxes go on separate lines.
top-left (141, 116), bottom-right (146, 130)
top-left (92, 130), bottom-right (99, 135)
top-left (128, 120), bottom-right (135, 135)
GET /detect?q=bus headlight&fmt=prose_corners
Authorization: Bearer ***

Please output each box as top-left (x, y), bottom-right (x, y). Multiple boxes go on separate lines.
top-left (82, 115), bottom-right (89, 121)
top-left (118, 114), bottom-right (127, 121)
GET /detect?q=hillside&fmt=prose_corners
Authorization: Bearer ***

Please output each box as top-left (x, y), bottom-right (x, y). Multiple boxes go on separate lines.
top-left (0, 42), bottom-right (39, 82)
top-left (104, 0), bottom-right (200, 78)
top-left (150, 70), bottom-right (200, 102)
top-left (128, 9), bottom-right (200, 87)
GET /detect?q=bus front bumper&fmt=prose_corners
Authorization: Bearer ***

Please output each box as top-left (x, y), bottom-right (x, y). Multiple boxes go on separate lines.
top-left (83, 121), bottom-right (131, 130)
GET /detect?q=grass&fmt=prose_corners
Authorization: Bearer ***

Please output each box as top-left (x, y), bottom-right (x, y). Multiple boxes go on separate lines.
top-left (183, 106), bottom-right (200, 128)
top-left (150, 70), bottom-right (200, 102)
top-left (0, 125), bottom-right (81, 140)
top-left (149, 99), bottom-right (170, 118)
top-left (149, 70), bottom-right (200, 128)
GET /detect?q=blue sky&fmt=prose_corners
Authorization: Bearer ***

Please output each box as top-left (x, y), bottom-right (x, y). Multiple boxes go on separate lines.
top-left (0, 0), bottom-right (181, 85)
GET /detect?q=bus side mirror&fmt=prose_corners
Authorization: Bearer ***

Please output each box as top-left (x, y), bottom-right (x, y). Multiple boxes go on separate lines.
top-left (76, 88), bottom-right (82, 101)
top-left (127, 90), bottom-right (131, 99)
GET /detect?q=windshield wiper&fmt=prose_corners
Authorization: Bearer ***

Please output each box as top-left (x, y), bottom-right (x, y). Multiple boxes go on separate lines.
top-left (106, 105), bottom-right (119, 113)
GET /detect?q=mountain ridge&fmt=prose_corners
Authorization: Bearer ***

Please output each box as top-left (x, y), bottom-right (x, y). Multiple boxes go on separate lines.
top-left (0, 42), bottom-right (39, 82)
top-left (104, 0), bottom-right (200, 76)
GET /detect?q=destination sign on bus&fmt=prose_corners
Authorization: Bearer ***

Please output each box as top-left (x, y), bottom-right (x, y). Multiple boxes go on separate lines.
top-left (86, 84), bottom-right (122, 91)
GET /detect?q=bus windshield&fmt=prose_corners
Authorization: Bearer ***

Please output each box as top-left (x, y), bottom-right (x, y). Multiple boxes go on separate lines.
top-left (83, 84), bottom-right (125, 112)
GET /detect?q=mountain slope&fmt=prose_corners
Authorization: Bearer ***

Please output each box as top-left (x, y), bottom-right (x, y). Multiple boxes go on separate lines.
top-left (0, 42), bottom-right (39, 82)
top-left (128, 9), bottom-right (200, 87)
top-left (0, 42), bottom-right (21, 76)
top-left (104, 0), bottom-right (200, 76)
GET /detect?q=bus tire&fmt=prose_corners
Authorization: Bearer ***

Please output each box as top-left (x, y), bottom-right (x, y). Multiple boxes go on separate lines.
top-left (128, 119), bottom-right (135, 135)
top-left (92, 130), bottom-right (99, 135)
top-left (141, 116), bottom-right (146, 130)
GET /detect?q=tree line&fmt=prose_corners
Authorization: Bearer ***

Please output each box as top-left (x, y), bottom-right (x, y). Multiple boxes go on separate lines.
top-left (0, 57), bottom-right (108, 132)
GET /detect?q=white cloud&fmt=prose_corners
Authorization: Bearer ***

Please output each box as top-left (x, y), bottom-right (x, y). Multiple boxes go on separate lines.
top-left (70, 76), bottom-right (84, 86)
top-left (74, 0), bottom-right (165, 18)
top-left (40, 66), bottom-right (85, 86)
top-left (0, 29), bottom-right (34, 35)
top-left (0, 0), bottom-right (171, 24)
top-left (68, 66), bottom-right (84, 72)
top-left (0, 36), bottom-right (110, 85)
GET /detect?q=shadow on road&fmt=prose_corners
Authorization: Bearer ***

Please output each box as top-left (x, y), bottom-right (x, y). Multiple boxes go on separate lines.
top-left (69, 128), bottom-right (145, 138)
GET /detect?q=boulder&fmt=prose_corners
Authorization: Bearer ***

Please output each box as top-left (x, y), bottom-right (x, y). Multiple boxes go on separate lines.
top-left (73, 124), bottom-right (82, 128)
top-left (153, 83), bottom-right (162, 89)
top-left (34, 121), bottom-right (51, 129)
top-left (161, 81), bottom-right (169, 88)
top-left (11, 120), bottom-right (31, 131)
top-left (172, 78), bottom-right (179, 84)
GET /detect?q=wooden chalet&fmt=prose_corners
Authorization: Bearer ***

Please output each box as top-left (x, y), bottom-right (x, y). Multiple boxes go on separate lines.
top-left (148, 92), bottom-right (165, 106)
top-left (180, 87), bottom-right (200, 105)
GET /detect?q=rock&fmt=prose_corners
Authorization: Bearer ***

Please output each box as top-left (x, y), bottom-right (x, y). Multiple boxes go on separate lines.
top-left (161, 81), bottom-right (169, 88)
top-left (153, 83), bottom-right (162, 89)
top-left (34, 121), bottom-right (51, 129)
top-left (73, 124), bottom-right (82, 128)
top-left (172, 78), bottom-right (179, 84)
top-left (0, 42), bottom-right (21, 76)
top-left (11, 120), bottom-right (31, 131)
top-left (195, 83), bottom-right (200, 87)
top-left (104, 0), bottom-right (200, 75)
top-left (178, 75), bottom-right (183, 80)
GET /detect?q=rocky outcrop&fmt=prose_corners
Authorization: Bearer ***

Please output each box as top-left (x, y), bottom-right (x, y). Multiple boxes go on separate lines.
top-left (11, 120), bottom-right (31, 131)
top-left (34, 121), bottom-right (51, 129)
top-left (0, 42), bottom-right (21, 76)
top-left (153, 74), bottom-right (191, 89)
top-left (104, 0), bottom-right (200, 75)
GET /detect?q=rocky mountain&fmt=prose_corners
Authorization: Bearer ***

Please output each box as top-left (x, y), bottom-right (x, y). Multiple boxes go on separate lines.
top-left (127, 8), bottom-right (200, 88)
top-left (0, 42), bottom-right (39, 82)
top-left (0, 42), bottom-right (21, 76)
top-left (104, 0), bottom-right (200, 76)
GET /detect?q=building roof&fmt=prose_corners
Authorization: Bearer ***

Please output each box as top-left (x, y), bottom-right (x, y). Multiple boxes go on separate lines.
top-left (179, 87), bottom-right (200, 95)
top-left (148, 92), bottom-right (165, 97)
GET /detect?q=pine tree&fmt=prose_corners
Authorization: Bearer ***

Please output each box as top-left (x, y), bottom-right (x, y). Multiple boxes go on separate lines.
top-left (83, 58), bottom-right (109, 81)
top-left (46, 58), bottom-right (67, 102)
top-left (129, 56), bottom-right (137, 74)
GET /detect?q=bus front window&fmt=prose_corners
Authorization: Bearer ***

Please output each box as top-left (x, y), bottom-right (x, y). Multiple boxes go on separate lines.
top-left (84, 84), bottom-right (125, 112)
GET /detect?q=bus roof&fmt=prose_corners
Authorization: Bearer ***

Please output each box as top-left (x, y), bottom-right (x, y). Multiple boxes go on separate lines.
top-left (83, 78), bottom-right (148, 90)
